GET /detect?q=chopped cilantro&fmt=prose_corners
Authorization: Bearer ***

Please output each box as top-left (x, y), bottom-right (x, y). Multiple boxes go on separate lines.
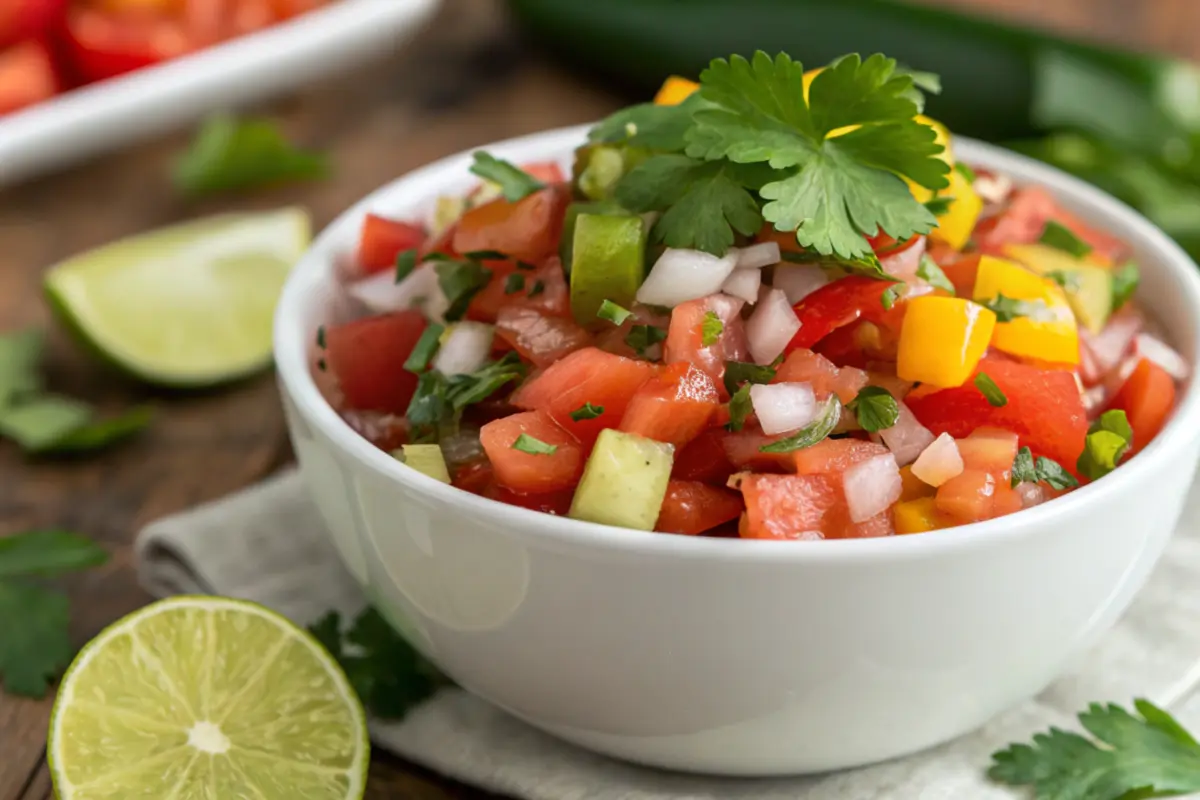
top-left (1011, 446), bottom-right (1079, 490)
top-left (847, 386), bottom-right (898, 432)
top-left (462, 250), bottom-right (508, 261)
top-left (759, 395), bottom-right (841, 453)
top-left (395, 249), bottom-right (418, 283)
top-left (980, 294), bottom-right (1051, 323)
top-left (434, 259), bottom-right (491, 321)
top-left (517, 260), bottom-right (537, 270)
top-left (317, 358), bottom-right (326, 371)
top-left (316, 325), bottom-right (326, 349)
top-left (1111, 262), bottom-right (1140, 310)
top-left (954, 162), bottom-right (976, 183)
top-left (923, 196), bottom-right (955, 216)
top-left (172, 115), bottom-right (328, 196)
top-left (1011, 446), bottom-right (1036, 486)
top-left (1077, 409), bottom-right (1133, 480)
top-left (880, 285), bottom-right (901, 310)
top-left (779, 248), bottom-right (894, 282)
top-left (1039, 220), bottom-right (1093, 259)
top-left (723, 360), bottom-right (777, 396)
top-left (468, 152), bottom-right (544, 202)
top-left (725, 384), bottom-right (753, 432)
top-left (597, 300), bottom-right (633, 326)
top-left (974, 373), bottom-right (1007, 407)
top-left (569, 403), bottom-right (605, 422)
top-left (916, 254), bottom-right (955, 294)
top-left (685, 52), bottom-right (948, 259)
top-left (512, 434), bottom-right (557, 455)
top-left (404, 353), bottom-right (527, 443)
top-left (1045, 269), bottom-right (1083, 292)
top-left (700, 311), bottom-right (724, 346)
top-left (625, 324), bottom-right (667, 357)
top-left (504, 273), bottom-right (526, 295)
top-left (587, 93), bottom-right (714, 151)
top-left (403, 324), bottom-right (445, 374)
top-left (528, 280), bottom-right (545, 297)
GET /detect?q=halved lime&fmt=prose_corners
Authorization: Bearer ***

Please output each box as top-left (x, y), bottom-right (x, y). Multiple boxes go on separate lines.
top-left (48, 596), bottom-right (369, 800)
top-left (44, 208), bottom-right (310, 387)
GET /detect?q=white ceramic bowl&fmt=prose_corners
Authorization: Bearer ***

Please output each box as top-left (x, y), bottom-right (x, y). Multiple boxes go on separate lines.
top-left (274, 125), bottom-right (1200, 776)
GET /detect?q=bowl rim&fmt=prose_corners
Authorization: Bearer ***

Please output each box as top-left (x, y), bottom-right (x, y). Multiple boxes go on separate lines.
top-left (274, 123), bottom-right (1200, 563)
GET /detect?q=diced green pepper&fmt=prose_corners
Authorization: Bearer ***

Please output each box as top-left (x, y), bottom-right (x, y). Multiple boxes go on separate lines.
top-left (569, 213), bottom-right (646, 326)
top-left (568, 429), bottom-right (673, 530)
top-left (395, 444), bottom-right (451, 484)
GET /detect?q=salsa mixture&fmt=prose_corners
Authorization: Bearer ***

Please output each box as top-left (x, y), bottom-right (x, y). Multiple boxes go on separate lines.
top-left (0, 0), bottom-right (330, 115)
top-left (315, 52), bottom-right (1188, 540)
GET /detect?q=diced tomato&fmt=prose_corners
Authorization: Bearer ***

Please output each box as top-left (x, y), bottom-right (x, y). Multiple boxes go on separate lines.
top-left (468, 257), bottom-right (570, 322)
top-left (974, 187), bottom-right (1128, 263)
top-left (519, 161), bottom-right (566, 184)
top-left (619, 362), bottom-right (719, 448)
top-left (720, 426), bottom-right (795, 472)
top-left (325, 311), bottom-right (427, 414)
top-left (906, 356), bottom-right (1088, 467)
top-left (655, 480), bottom-right (744, 535)
top-left (452, 185), bottom-right (569, 264)
top-left (786, 276), bottom-right (897, 352)
top-left (63, 8), bottom-right (192, 83)
top-left (510, 347), bottom-right (656, 443)
top-left (941, 254), bottom-right (980, 297)
top-left (269, 0), bottom-right (327, 21)
top-left (357, 214), bottom-right (426, 274)
top-left (1108, 358), bottom-right (1175, 453)
top-left (739, 474), bottom-right (838, 540)
top-left (452, 460), bottom-right (493, 495)
top-left (484, 483), bottom-right (575, 516)
top-left (0, 0), bottom-right (65, 49)
top-left (495, 306), bottom-right (591, 368)
top-left (479, 410), bottom-right (584, 493)
top-left (935, 468), bottom-right (1022, 523)
top-left (0, 40), bottom-right (57, 115)
top-left (790, 438), bottom-right (888, 477)
top-left (774, 348), bottom-right (868, 404)
top-left (419, 221), bottom-right (457, 261)
top-left (842, 509), bottom-right (896, 539)
top-left (663, 295), bottom-right (749, 397)
top-left (671, 427), bottom-right (735, 484)
top-left (955, 428), bottom-right (1019, 473)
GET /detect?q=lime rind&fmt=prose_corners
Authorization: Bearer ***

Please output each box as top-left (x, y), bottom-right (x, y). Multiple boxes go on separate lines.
top-left (48, 596), bottom-right (369, 800)
top-left (44, 208), bottom-right (311, 388)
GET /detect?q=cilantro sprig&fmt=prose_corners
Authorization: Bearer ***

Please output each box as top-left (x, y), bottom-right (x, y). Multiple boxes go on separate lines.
top-left (1011, 446), bottom-right (1079, 490)
top-left (173, 115), bottom-right (328, 197)
top-left (405, 352), bottom-right (528, 443)
top-left (468, 152), bottom-right (545, 202)
top-left (1039, 220), bottom-right (1093, 259)
top-left (847, 386), bottom-right (898, 432)
top-left (760, 395), bottom-right (842, 453)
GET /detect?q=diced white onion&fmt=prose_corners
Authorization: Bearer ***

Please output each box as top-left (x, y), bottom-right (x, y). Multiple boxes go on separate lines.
top-left (734, 241), bottom-right (781, 270)
top-left (745, 288), bottom-right (801, 365)
top-left (974, 172), bottom-right (1013, 205)
top-left (433, 322), bottom-right (494, 376)
top-left (721, 268), bottom-right (762, 303)
top-left (880, 236), bottom-right (926, 281)
top-left (1104, 355), bottom-right (1141, 395)
top-left (843, 453), bottom-right (902, 523)
top-left (1017, 482), bottom-right (1047, 509)
top-left (750, 382), bottom-right (817, 435)
top-left (1134, 333), bottom-right (1190, 380)
top-left (877, 402), bottom-right (936, 466)
top-left (911, 433), bottom-right (964, 487)
top-left (1083, 311), bottom-right (1143, 372)
top-left (348, 262), bottom-right (449, 320)
top-left (772, 265), bottom-right (830, 304)
top-left (1082, 385), bottom-right (1107, 414)
top-left (636, 248), bottom-right (738, 307)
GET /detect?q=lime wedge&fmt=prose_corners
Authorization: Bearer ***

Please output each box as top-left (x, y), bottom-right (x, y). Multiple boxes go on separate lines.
top-left (48, 596), bottom-right (368, 800)
top-left (44, 208), bottom-right (310, 387)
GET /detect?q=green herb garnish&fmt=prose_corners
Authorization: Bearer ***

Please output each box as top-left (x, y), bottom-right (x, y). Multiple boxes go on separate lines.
top-left (395, 249), bottom-right (418, 283)
top-left (1011, 446), bottom-right (1079, 490)
top-left (433, 260), bottom-right (492, 322)
top-left (469, 152), bottom-right (545, 202)
top-left (700, 311), bottom-right (724, 346)
top-left (597, 300), bottom-right (634, 326)
top-left (316, 325), bottom-right (326, 349)
top-left (847, 386), bottom-right (899, 432)
top-left (1039, 220), bottom-right (1093, 259)
top-left (403, 324), bottom-right (445, 374)
top-left (1045, 270), bottom-right (1083, 292)
top-left (974, 373), bottom-right (1007, 407)
top-left (512, 434), bottom-right (557, 455)
top-left (881, 285), bottom-right (901, 310)
top-left (981, 294), bottom-right (1051, 323)
top-left (916, 254), bottom-right (955, 294)
top-left (722, 360), bottom-right (778, 397)
top-left (570, 403), bottom-right (605, 422)
top-left (923, 196), bottom-right (955, 216)
top-left (172, 115), bottom-right (328, 196)
top-left (625, 324), bottom-right (667, 357)
top-left (759, 395), bottom-right (841, 453)
top-left (954, 162), bottom-right (976, 183)
top-left (528, 280), bottom-right (545, 297)
top-left (726, 384), bottom-right (754, 432)
top-left (463, 250), bottom-right (509, 261)
top-left (1111, 262), bottom-right (1140, 311)
top-left (504, 273), bottom-right (526, 295)
top-left (1077, 409), bottom-right (1133, 480)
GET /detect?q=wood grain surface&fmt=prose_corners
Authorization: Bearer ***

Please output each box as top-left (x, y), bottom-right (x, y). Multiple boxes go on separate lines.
top-left (0, 1), bottom-right (1195, 797)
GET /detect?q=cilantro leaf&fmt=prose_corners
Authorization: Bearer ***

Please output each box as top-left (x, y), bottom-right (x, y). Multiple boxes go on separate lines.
top-left (760, 395), bottom-right (842, 453)
top-left (723, 360), bottom-right (777, 396)
top-left (504, 273), bottom-right (526, 295)
top-left (404, 324), bottom-right (445, 374)
top-left (45, 406), bottom-right (153, 454)
top-left (395, 249), bottom-right (418, 283)
top-left (980, 294), bottom-right (1052, 323)
top-left (0, 329), bottom-right (43, 407)
top-left (0, 530), bottom-right (108, 697)
top-left (615, 154), bottom-right (768, 254)
top-left (1011, 446), bottom-right (1080, 490)
top-left (570, 403), bottom-right (605, 422)
top-left (309, 608), bottom-right (445, 720)
top-left (726, 384), bottom-right (753, 432)
top-left (1011, 446), bottom-right (1037, 487)
top-left (701, 312), bottom-right (724, 346)
top-left (974, 373), bottom-right (1008, 407)
top-left (468, 152), bottom-right (545, 202)
top-left (625, 325), bottom-right (667, 357)
top-left (597, 300), bottom-right (633, 326)
top-left (989, 699), bottom-right (1200, 800)
top-left (1077, 409), bottom-right (1133, 480)
top-left (172, 115), bottom-right (328, 196)
top-left (923, 196), bottom-right (955, 216)
top-left (1112, 262), bottom-right (1140, 311)
top-left (848, 386), bottom-right (898, 432)
top-left (779, 247), bottom-right (894, 282)
top-left (0, 397), bottom-right (150, 455)
top-left (1039, 220), bottom-right (1093, 259)
top-left (686, 52), bottom-right (948, 259)
top-left (1046, 269), bottom-right (1083, 292)
top-left (916, 254), bottom-right (955, 294)
top-left (954, 162), bottom-right (977, 183)
top-left (512, 434), bottom-right (557, 455)
top-left (587, 93), bottom-right (714, 151)
top-left (433, 259), bottom-right (492, 322)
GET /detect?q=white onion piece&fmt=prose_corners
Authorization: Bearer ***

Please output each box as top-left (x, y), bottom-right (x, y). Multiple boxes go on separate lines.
top-left (1017, 482), bottom-right (1047, 509)
top-left (348, 263), bottom-right (449, 320)
top-left (1104, 355), bottom-right (1141, 395)
top-left (878, 402), bottom-right (936, 466)
top-left (636, 248), bottom-right (738, 307)
top-left (911, 433), bottom-right (964, 487)
top-left (1083, 310), bottom-right (1143, 372)
top-left (974, 172), bottom-right (1013, 205)
top-left (433, 322), bottom-right (494, 376)
top-left (750, 382), bottom-right (817, 435)
top-left (721, 268), bottom-right (762, 303)
top-left (1134, 333), bottom-right (1190, 380)
top-left (734, 241), bottom-right (781, 270)
top-left (745, 288), bottom-right (801, 365)
top-left (880, 236), bottom-right (926, 281)
top-left (1082, 385), bottom-right (1108, 415)
top-left (772, 265), bottom-right (830, 304)
top-left (843, 453), bottom-right (902, 523)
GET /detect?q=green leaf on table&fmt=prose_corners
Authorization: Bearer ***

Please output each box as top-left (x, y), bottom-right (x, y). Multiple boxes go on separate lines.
top-left (173, 115), bottom-right (329, 196)
top-left (0, 530), bottom-right (108, 697)
top-left (45, 406), bottom-right (154, 454)
top-left (308, 608), bottom-right (445, 720)
top-left (0, 397), bottom-right (150, 455)
top-left (0, 330), bottom-right (43, 408)
top-left (990, 699), bottom-right (1200, 800)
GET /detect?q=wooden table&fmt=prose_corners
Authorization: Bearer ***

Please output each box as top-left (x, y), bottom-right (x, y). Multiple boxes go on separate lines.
top-left (0, 1), bottom-right (1195, 798)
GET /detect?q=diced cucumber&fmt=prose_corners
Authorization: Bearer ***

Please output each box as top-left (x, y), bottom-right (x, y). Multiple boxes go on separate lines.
top-left (568, 429), bottom-right (673, 531)
top-left (394, 444), bottom-right (451, 484)
top-left (569, 213), bottom-right (646, 326)
top-left (1003, 243), bottom-right (1112, 333)
top-left (560, 199), bottom-right (626, 267)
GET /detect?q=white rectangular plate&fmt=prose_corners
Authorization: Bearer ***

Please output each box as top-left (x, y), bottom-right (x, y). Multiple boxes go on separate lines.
top-left (0, 0), bottom-right (441, 187)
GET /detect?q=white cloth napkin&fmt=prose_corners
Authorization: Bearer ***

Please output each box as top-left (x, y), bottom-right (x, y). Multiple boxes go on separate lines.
top-left (136, 469), bottom-right (1200, 799)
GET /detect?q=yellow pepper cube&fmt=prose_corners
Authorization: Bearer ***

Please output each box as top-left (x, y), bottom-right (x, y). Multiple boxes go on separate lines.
top-left (972, 256), bottom-right (1079, 365)
top-left (899, 465), bottom-right (935, 502)
top-left (894, 497), bottom-right (947, 535)
top-left (928, 166), bottom-right (982, 250)
top-left (653, 76), bottom-right (698, 106)
top-left (897, 296), bottom-right (996, 388)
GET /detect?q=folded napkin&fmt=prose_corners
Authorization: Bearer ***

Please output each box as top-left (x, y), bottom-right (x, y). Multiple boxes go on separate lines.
top-left (136, 469), bottom-right (1200, 799)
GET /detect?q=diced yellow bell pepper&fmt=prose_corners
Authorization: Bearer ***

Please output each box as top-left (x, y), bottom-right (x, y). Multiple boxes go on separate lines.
top-left (897, 296), bottom-right (996, 387)
top-left (894, 497), bottom-right (947, 534)
top-left (929, 166), bottom-right (982, 251)
top-left (899, 465), bottom-right (935, 502)
top-left (972, 256), bottom-right (1080, 365)
top-left (654, 76), bottom-right (699, 106)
